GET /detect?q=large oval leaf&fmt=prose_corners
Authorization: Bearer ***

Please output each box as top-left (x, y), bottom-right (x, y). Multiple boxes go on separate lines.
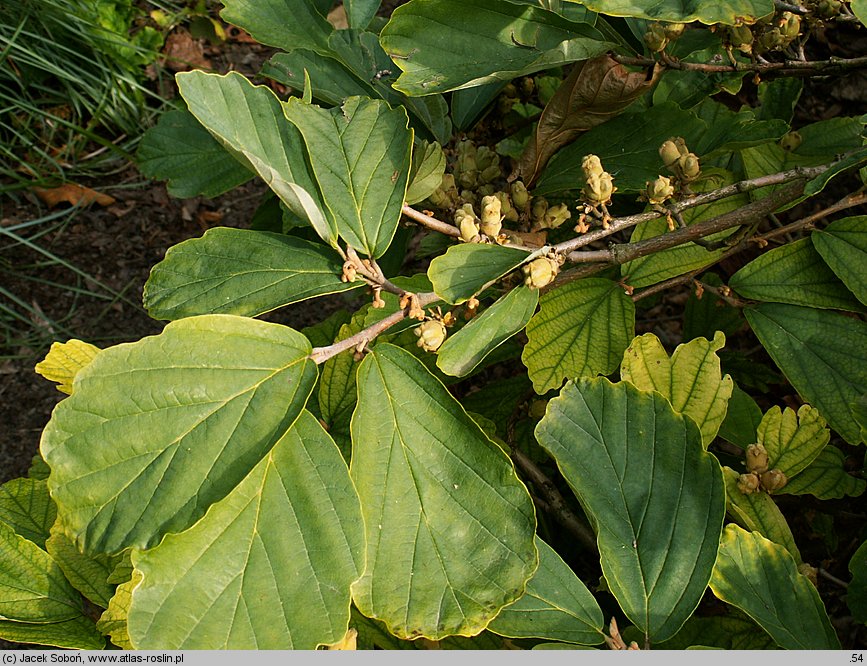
top-left (380, 0), bottom-right (610, 95)
top-left (350, 344), bottom-right (537, 640)
top-left (219, 0), bottom-right (333, 55)
top-left (487, 536), bottom-right (604, 645)
top-left (0, 520), bottom-right (83, 623)
top-left (41, 315), bottom-right (317, 554)
top-left (283, 96), bottom-right (412, 258)
top-left (709, 525), bottom-right (840, 649)
top-left (144, 228), bottom-right (356, 320)
top-left (730, 237), bottom-right (863, 312)
top-left (522, 279), bottom-right (634, 394)
top-left (620, 331), bottom-right (733, 449)
top-left (535, 378), bottom-right (725, 643)
top-left (570, 0), bottom-right (772, 24)
top-left (811, 215), bottom-right (867, 306)
top-left (437, 285), bottom-right (538, 377)
top-left (176, 70), bottom-right (335, 246)
top-left (782, 446), bottom-right (866, 500)
top-left (128, 412), bottom-right (363, 649)
top-left (757, 404), bottom-right (829, 483)
top-left (0, 478), bottom-right (55, 547)
top-left (744, 303), bottom-right (867, 444)
top-left (428, 244), bottom-right (529, 305)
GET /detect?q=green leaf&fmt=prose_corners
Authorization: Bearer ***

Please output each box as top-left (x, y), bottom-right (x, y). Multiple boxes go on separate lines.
top-left (693, 99), bottom-right (788, 155)
top-left (262, 51), bottom-right (373, 107)
top-left (848, 540), bottom-right (867, 623)
top-left (569, 0), bottom-right (772, 24)
top-left (535, 378), bottom-right (725, 643)
top-left (718, 383), bottom-right (762, 448)
top-left (781, 446), bottom-right (866, 500)
top-left (137, 110), bottom-right (253, 199)
top-left (709, 524), bottom-right (840, 649)
top-left (535, 103), bottom-right (707, 196)
top-left (41, 315), bottom-right (317, 554)
top-left (811, 215), bottom-right (867, 306)
top-left (346, 0), bottom-right (380, 28)
top-left (0, 478), bottom-right (56, 547)
top-left (462, 374), bottom-right (535, 434)
top-left (219, 0), bottom-right (333, 54)
top-left (177, 70), bottom-right (335, 246)
top-left (0, 520), bottom-right (83, 623)
top-left (428, 244), bottom-right (529, 305)
top-left (45, 524), bottom-right (114, 609)
top-left (283, 96), bottom-right (413, 258)
top-left (522, 279), bottom-right (635, 394)
top-left (621, 332), bottom-right (733, 448)
top-left (756, 78), bottom-right (802, 124)
top-left (649, 611), bottom-right (776, 649)
top-left (722, 467), bottom-right (801, 564)
top-left (451, 82), bottom-right (505, 131)
top-left (0, 616), bottom-right (104, 650)
top-left (380, 0), bottom-right (609, 95)
top-left (437, 286), bottom-right (538, 377)
top-left (757, 404), bottom-right (829, 483)
top-left (406, 140), bottom-right (446, 205)
top-left (143, 228), bottom-right (356, 321)
top-left (652, 48), bottom-right (747, 111)
top-left (128, 412), bottom-right (363, 649)
top-left (730, 237), bottom-right (863, 312)
top-left (744, 303), bottom-right (867, 444)
top-left (350, 344), bottom-right (538, 640)
top-left (853, 0), bottom-right (867, 27)
top-left (318, 315), bottom-right (366, 458)
top-left (487, 536), bottom-right (604, 645)
top-left (97, 570), bottom-right (140, 649)
top-left (804, 146), bottom-right (867, 197)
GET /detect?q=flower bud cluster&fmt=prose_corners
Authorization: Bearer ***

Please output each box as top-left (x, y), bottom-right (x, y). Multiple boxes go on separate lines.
top-left (454, 203), bottom-right (481, 243)
top-left (725, 11), bottom-right (802, 55)
top-left (454, 139), bottom-right (501, 191)
top-left (414, 319), bottom-right (447, 352)
top-left (737, 443), bottom-right (789, 495)
top-left (659, 137), bottom-right (701, 185)
top-left (643, 21), bottom-right (686, 52)
top-left (581, 154), bottom-right (616, 205)
top-left (522, 255), bottom-right (562, 289)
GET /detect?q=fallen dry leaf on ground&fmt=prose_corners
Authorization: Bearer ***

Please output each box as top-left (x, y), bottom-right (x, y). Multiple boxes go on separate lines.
top-left (32, 183), bottom-right (116, 208)
top-left (163, 29), bottom-right (211, 72)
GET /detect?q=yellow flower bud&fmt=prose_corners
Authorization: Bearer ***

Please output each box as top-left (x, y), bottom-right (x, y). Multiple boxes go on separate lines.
top-left (760, 469), bottom-right (788, 492)
top-left (737, 473), bottom-right (761, 495)
top-left (583, 171), bottom-right (615, 204)
top-left (415, 320), bottom-right (447, 352)
top-left (531, 196), bottom-right (549, 223)
top-left (522, 256), bottom-right (559, 289)
top-left (745, 443), bottom-right (770, 474)
top-left (780, 12), bottom-right (800, 41)
top-left (644, 22), bottom-right (669, 52)
top-left (659, 140), bottom-right (682, 168)
top-left (581, 154), bottom-right (605, 179)
top-left (780, 131), bottom-right (802, 151)
top-left (729, 24), bottom-right (754, 53)
top-left (542, 202), bottom-right (571, 229)
top-left (663, 22), bottom-right (685, 40)
top-left (511, 181), bottom-right (530, 208)
top-left (479, 194), bottom-right (503, 237)
top-left (677, 153), bottom-right (701, 182)
top-left (645, 176), bottom-right (675, 204)
top-left (480, 164), bottom-right (501, 184)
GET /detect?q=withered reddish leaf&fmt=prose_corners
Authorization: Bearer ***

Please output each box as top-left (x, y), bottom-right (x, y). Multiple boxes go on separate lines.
top-left (33, 184), bottom-right (116, 208)
top-left (519, 55), bottom-right (661, 186)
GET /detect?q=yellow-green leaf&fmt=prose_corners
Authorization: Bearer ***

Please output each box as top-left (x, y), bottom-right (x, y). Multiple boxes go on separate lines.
top-left (45, 524), bottom-right (114, 608)
top-left (709, 525), bottom-right (839, 649)
top-left (620, 331), bottom-right (733, 448)
top-left (97, 570), bottom-right (142, 650)
top-left (0, 478), bottom-right (56, 547)
top-left (523, 279), bottom-right (634, 394)
top-left (0, 615), bottom-right (103, 650)
top-left (722, 466), bottom-right (801, 564)
top-left (34, 339), bottom-right (100, 394)
top-left (758, 404), bottom-right (829, 485)
top-left (782, 446), bottom-right (866, 500)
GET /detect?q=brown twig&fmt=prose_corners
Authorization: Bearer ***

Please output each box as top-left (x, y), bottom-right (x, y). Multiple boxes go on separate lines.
top-left (509, 447), bottom-right (598, 553)
top-left (308, 291), bottom-right (440, 364)
top-left (753, 190), bottom-right (867, 244)
top-left (611, 53), bottom-right (867, 78)
top-left (402, 204), bottom-right (460, 238)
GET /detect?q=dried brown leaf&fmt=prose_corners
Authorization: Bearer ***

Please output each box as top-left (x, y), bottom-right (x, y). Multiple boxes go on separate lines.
top-left (33, 183), bottom-right (116, 208)
top-left (162, 29), bottom-right (211, 72)
top-left (519, 55), bottom-right (662, 186)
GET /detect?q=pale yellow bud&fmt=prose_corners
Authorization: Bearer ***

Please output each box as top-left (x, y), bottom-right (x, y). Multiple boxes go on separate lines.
top-left (479, 195), bottom-right (503, 237)
top-left (522, 256), bottom-right (559, 289)
top-left (761, 469), bottom-right (788, 492)
top-left (415, 320), bottom-right (447, 352)
top-left (737, 473), bottom-right (761, 495)
top-left (659, 140), bottom-right (681, 168)
top-left (581, 154), bottom-right (604, 179)
top-left (745, 443), bottom-right (770, 474)
top-left (511, 181), bottom-right (530, 208)
top-left (645, 176), bottom-right (675, 204)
